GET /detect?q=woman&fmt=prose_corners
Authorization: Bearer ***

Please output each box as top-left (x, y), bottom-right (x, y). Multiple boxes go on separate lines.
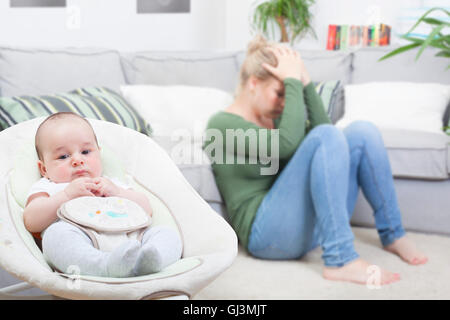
top-left (204, 36), bottom-right (427, 285)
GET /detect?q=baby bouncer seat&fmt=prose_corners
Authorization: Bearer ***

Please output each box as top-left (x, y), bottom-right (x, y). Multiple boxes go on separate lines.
top-left (0, 117), bottom-right (237, 299)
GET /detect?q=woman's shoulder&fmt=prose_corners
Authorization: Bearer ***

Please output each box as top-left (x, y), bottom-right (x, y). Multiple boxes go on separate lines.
top-left (206, 111), bottom-right (245, 130)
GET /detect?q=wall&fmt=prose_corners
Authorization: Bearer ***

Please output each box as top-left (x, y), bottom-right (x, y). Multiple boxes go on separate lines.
top-left (0, 0), bottom-right (447, 51)
top-left (224, 0), bottom-right (445, 51)
top-left (0, 0), bottom-right (226, 51)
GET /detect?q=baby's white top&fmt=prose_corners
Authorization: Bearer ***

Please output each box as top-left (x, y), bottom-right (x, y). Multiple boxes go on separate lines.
top-left (27, 176), bottom-right (130, 199)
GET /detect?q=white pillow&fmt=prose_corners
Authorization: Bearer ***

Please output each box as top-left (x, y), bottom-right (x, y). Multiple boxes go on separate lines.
top-left (336, 82), bottom-right (450, 134)
top-left (120, 85), bottom-right (233, 140)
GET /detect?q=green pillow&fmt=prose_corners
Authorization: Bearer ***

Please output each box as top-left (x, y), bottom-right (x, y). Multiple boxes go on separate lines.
top-left (0, 87), bottom-right (152, 136)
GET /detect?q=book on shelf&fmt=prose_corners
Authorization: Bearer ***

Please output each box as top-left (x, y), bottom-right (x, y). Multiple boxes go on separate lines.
top-left (335, 25), bottom-right (341, 50)
top-left (326, 23), bottom-right (391, 50)
top-left (379, 23), bottom-right (391, 46)
top-left (326, 25), bottom-right (337, 50)
top-left (362, 26), bottom-right (369, 47)
top-left (368, 25), bottom-right (374, 47)
top-left (340, 25), bottom-right (348, 50)
top-left (349, 25), bottom-right (361, 47)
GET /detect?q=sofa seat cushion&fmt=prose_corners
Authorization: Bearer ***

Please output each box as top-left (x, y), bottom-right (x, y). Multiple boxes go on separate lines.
top-left (0, 46), bottom-right (126, 97)
top-left (380, 128), bottom-right (450, 180)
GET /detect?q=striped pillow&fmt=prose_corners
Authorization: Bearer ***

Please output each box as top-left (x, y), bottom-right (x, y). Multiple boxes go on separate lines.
top-left (0, 87), bottom-right (152, 136)
top-left (313, 80), bottom-right (343, 123)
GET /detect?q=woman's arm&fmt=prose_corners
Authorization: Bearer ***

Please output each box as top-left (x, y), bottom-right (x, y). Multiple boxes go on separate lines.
top-left (303, 83), bottom-right (332, 128)
top-left (205, 78), bottom-right (307, 162)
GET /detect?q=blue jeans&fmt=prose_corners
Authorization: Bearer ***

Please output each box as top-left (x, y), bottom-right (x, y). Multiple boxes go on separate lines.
top-left (247, 121), bottom-right (406, 267)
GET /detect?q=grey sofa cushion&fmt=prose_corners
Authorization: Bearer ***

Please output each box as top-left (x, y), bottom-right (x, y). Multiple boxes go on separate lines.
top-left (352, 47), bottom-right (450, 84)
top-left (0, 46), bottom-right (126, 97)
top-left (300, 50), bottom-right (353, 85)
top-left (121, 51), bottom-right (241, 94)
top-left (352, 178), bottom-right (450, 236)
top-left (381, 128), bottom-right (450, 180)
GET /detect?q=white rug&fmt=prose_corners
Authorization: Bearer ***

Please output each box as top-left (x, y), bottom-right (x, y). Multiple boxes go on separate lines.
top-left (193, 227), bottom-right (450, 300)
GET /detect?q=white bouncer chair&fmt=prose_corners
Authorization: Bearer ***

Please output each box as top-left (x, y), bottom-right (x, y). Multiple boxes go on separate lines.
top-left (0, 118), bottom-right (237, 300)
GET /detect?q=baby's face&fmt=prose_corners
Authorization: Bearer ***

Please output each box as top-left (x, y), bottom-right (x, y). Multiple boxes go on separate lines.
top-left (37, 118), bottom-right (102, 183)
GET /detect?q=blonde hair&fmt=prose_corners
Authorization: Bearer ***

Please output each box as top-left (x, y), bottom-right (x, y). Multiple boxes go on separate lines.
top-left (236, 35), bottom-right (278, 95)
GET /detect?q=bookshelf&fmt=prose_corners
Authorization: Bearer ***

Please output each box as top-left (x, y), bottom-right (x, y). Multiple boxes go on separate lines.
top-left (326, 24), bottom-right (391, 51)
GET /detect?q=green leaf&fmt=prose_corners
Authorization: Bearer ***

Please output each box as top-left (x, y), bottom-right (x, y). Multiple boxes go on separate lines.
top-left (400, 35), bottom-right (425, 43)
top-left (378, 43), bottom-right (422, 61)
top-left (428, 39), bottom-right (450, 51)
top-left (252, 0), bottom-right (316, 43)
top-left (422, 17), bottom-right (450, 27)
top-left (405, 7), bottom-right (450, 34)
top-left (416, 24), bottom-right (445, 60)
top-left (436, 50), bottom-right (450, 58)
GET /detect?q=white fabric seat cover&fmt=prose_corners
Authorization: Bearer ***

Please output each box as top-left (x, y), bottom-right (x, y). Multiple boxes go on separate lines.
top-left (0, 117), bottom-right (237, 299)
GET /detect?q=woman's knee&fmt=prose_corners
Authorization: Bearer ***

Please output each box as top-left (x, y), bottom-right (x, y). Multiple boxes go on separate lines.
top-left (344, 121), bottom-right (381, 140)
top-left (309, 124), bottom-right (348, 152)
top-left (343, 121), bottom-right (384, 150)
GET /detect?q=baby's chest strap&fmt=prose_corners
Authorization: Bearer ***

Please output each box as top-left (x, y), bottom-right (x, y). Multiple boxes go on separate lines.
top-left (57, 196), bottom-right (151, 233)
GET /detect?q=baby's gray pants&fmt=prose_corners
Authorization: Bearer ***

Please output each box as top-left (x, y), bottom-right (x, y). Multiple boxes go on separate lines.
top-left (42, 220), bottom-right (182, 277)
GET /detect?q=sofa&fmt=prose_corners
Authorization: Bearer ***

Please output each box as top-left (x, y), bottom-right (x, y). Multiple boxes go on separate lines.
top-left (0, 44), bottom-right (449, 297)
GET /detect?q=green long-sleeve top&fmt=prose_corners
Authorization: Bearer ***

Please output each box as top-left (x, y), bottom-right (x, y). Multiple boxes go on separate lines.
top-left (203, 78), bottom-right (331, 249)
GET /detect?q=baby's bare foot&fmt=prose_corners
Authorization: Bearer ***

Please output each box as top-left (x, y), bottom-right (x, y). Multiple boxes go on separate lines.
top-left (384, 236), bottom-right (428, 265)
top-left (323, 258), bottom-right (400, 286)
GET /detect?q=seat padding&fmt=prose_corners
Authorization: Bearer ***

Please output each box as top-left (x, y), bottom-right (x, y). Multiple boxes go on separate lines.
top-left (380, 128), bottom-right (450, 180)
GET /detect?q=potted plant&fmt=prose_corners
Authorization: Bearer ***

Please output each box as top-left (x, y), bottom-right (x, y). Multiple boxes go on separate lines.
top-left (379, 7), bottom-right (449, 70)
top-left (252, 0), bottom-right (317, 43)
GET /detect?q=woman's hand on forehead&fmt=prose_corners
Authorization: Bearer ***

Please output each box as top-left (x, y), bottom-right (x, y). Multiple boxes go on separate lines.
top-left (261, 46), bottom-right (303, 82)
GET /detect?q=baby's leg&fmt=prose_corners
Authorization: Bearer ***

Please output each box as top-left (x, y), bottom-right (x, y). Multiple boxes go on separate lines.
top-left (133, 226), bottom-right (183, 276)
top-left (42, 221), bottom-right (140, 278)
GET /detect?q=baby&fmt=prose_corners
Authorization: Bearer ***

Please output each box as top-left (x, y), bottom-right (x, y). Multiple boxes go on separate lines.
top-left (23, 112), bottom-right (182, 278)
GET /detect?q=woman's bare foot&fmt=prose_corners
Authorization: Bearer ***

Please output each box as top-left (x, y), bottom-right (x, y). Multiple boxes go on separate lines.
top-left (384, 236), bottom-right (428, 265)
top-left (323, 258), bottom-right (400, 286)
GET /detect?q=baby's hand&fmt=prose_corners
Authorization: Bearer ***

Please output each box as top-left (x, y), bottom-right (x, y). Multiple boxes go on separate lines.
top-left (64, 177), bottom-right (98, 200)
top-left (92, 177), bottom-right (121, 197)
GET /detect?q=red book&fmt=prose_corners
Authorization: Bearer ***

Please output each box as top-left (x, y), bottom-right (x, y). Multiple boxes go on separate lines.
top-left (327, 25), bottom-right (337, 50)
top-left (379, 24), bottom-right (388, 46)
